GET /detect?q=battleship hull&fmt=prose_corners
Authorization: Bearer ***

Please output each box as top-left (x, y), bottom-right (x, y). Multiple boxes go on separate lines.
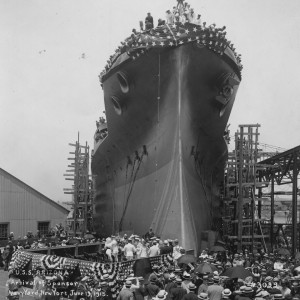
top-left (92, 43), bottom-right (240, 252)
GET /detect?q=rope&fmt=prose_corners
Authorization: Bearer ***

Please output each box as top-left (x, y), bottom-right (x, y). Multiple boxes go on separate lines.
top-left (119, 158), bottom-right (136, 231)
top-left (119, 153), bottom-right (144, 231)
top-left (193, 136), bottom-right (214, 227)
top-left (166, 23), bottom-right (178, 46)
top-left (123, 162), bottom-right (129, 210)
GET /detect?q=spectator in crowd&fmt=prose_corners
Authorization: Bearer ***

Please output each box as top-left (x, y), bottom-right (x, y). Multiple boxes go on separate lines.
top-left (5, 271), bottom-right (22, 300)
top-left (145, 276), bottom-right (160, 299)
top-left (195, 14), bottom-right (202, 26)
top-left (173, 239), bottom-right (182, 261)
top-left (166, 10), bottom-right (174, 24)
top-left (111, 236), bottom-right (119, 262)
top-left (145, 13), bottom-right (154, 29)
top-left (33, 267), bottom-right (46, 300)
top-left (207, 276), bottom-right (223, 300)
top-left (24, 241), bottom-right (31, 249)
top-left (182, 283), bottom-right (198, 300)
top-left (123, 239), bottom-right (136, 260)
top-left (145, 228), bottom-right (155, 241)
top-left (35, 230), bottom-right (41, 239)
top-left (8, 232), bottom-right (14, 241)
top-left (160, 240), bottom-right (173, 255)
top-left (106, 245), bottom-right (113, 262)
top-left (138, 239), bottom-right (148, 258)
top-left (2, 245), bottom-right (11, 271)
top-left (170, 278), bottom-right (187, 300)
top-left (148, 241), bottom-right (160, 257)
top-left (157, 19), bottom-right (166, 26)
top-left (117, 280), bottom-right (134, 300)
top-left (281, 280), bottom-right (291, 297)
top-left (182, 272), bottom-right (192, 293)
top-left (198, 275), bottom-right (209, 294)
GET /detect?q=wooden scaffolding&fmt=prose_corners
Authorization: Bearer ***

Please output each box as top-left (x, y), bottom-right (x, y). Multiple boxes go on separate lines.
top-left (222, 124), bottom-right (270, 252)
top-left (64, 134), bottom-right (94, 237)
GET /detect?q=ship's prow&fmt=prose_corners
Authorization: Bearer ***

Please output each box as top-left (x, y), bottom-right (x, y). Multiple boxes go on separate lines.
top-left (92, 3), bottom-right (242, 253)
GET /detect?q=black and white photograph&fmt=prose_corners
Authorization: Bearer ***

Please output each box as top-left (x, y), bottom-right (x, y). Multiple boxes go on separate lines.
top-left (1, 0), bottom-right (300, 299)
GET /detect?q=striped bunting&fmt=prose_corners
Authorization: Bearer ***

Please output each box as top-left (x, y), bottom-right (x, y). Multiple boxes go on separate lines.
top-left (40, 254), bottom-right (66, 269)
top-left (149, 254), bottom-right (174, 270)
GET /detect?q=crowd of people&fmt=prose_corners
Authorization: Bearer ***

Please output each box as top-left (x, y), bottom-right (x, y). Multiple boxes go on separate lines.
top-left (102, 228), bottom-right (181, 263)
top-left (3, 226), bottom-right (300, 300)
top-left (100, 0), bottom-right (243, 81)
top-left (143, 2), bottom-right (202, 30)
top-left (5, 224), bottom-right (67, 242)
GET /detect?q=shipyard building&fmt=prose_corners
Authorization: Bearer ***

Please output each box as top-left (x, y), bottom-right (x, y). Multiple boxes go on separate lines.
top-left (0, 168), bottom-right (68, 240)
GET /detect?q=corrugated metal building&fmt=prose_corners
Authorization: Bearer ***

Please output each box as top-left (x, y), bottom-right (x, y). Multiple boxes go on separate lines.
top-left (0, 168), bottom-right (69, 240)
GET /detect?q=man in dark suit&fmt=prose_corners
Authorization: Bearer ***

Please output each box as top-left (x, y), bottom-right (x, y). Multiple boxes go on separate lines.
top-left (145, 13), bottom-right (154, 29)
top-left (160, 240), bottom-right (173, 255)
top-left (165, 274), bottom-right (176, 299)
top-left (145, 276), bottom-right (160, 298)
top-left (169, 278), bottom-right (187, 300)
top-left (182, 283), bottom-right (198, 300)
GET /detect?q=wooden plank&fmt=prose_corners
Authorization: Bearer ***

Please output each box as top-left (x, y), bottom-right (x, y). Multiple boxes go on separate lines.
top-left (234, 241), bottom-right (262, 245)
top-left (224, 198), bottom-right (252, 203)
top-left (229, 218), bottom-right (268, 223)
top-left (228, 235), bottom-right (269, 239)
top-left (227, 182), bottom-right (269, 187)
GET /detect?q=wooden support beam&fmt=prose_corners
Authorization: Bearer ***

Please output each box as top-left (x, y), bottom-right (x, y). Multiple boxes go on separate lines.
top-left (292, 152), bottom-right (298, 256)
top-left (228, 235), bottom-right (269, 239)
top-left (271, 174), bottom-right (274, 249)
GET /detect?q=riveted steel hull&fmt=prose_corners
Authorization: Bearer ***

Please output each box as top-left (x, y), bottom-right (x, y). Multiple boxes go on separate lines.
top-left (92, 43), bottom-right (240, 252)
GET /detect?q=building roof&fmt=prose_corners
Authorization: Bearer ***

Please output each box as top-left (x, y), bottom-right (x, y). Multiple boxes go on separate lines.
top-left (0, 168), bottom-right (69, 214)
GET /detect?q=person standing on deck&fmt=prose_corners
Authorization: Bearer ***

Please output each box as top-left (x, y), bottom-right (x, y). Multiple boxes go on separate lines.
top-left (145, 13), bottom-right (154, 29)
top-left (148, 241), bottom-right (160, 257)
top-left (123, 239), bottom-right (136, 260)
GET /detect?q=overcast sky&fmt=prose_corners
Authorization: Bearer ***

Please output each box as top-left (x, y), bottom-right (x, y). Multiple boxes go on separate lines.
top-left (0, 0), bottom-right (299, 204)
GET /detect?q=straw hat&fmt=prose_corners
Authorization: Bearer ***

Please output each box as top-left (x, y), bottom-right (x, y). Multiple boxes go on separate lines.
top-left (149, 274), bottom-right (158, 282)
top-left (198, 293), bottom-right (209, 300)
top-left (169, 274), bottom-right (176, 281)
top-left (183, 272), bottom-right (191, 280)
top-left (261, 291), bottom-right (270, 298)
top-left (222, 289), bottom-right (232, 298)
top-left (175, 278), bottom-right (182, 284)
top-left (125, 281), bottom-right (132, 288)
top-left (153, 290), bottom-right (168, 300)
top-left (188, 283), bottom-right (197, 290)
top-left (265, 276), bottom-right (273, 282)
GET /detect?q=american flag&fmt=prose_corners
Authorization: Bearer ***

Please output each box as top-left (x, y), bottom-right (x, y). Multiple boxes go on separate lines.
top-left (9, 250), bottom-right (32, 271)
top-left (100, 21), bottom-right (240, 81)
